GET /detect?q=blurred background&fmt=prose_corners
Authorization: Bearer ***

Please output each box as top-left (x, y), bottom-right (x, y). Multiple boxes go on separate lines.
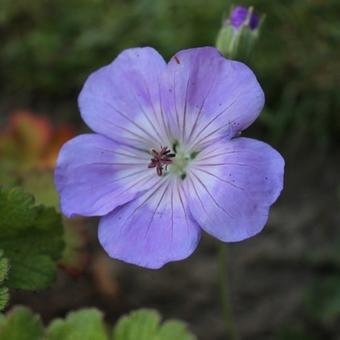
top-left (0, 0), bottom-right (340, 339)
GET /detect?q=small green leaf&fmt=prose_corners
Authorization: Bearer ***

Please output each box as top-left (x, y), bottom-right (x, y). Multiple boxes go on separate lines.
top-left (46, 308), bottom-right (108, 340)
top-left (113, 309), bottom-right (196, 340)
top-left (0, 187), bottom-right (64, 290)
top-left (113, 309), bottom-right (160, 340)
top-left (0, 251), bottom-right (9, 311)
top-left (0, 306), bottom-right (44, 340)
top-left (0, 251), bottom-right (9, 284)
top-left (0, 288), bottom-right (9, 312)
top-left (158, 320), bottom-right (196, 340)
top-left (7, 255), bottom-right (56, 290)
top-left (0, 188), bottom-right (36, 230)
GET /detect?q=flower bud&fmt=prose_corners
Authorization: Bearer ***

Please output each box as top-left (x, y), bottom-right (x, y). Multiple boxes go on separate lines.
top-left (216, 5), bottom-right (263, 61)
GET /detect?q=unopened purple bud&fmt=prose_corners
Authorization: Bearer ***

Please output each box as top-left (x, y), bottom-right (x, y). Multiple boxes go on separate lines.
top-left (230, 6), bottom-right (259, 30)
top-left (216, 5), bottom-right (263, 60)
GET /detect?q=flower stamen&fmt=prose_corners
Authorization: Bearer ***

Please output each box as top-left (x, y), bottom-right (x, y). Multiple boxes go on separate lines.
top-left (148, 146), bottom-right (175, 176)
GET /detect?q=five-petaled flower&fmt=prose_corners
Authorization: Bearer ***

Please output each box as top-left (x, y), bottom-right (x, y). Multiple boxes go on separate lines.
top-left (55, 47), bottom-right (284, 269)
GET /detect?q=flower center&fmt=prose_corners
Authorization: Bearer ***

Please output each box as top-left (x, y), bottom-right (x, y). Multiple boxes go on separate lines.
top-left (170, 150), bottom-right (190, 179)
top-left (148, 146), bottom-right (175, 176)
top-left (148, 142), bottom-right (199, 180)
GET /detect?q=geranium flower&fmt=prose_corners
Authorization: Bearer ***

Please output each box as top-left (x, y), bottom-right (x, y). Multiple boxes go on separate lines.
top-left (55, 47), bottom-right (284, 268)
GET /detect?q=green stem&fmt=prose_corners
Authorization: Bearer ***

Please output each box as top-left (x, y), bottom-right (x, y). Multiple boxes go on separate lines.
top-left (218, 244), bottom-right (239, 340)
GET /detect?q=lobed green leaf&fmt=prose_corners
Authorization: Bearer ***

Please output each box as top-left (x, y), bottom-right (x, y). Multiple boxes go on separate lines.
top-left (46, 309), bottom-right (108, 340)
top-left (0, 306), bottom-right (197, 340)
top-left (157, 320), bottom-right (196, 340)
top-left (0, 306), bottom-right (44, 340)
top-left (0, 288), bottom-right (9, 312)
top-left (113, 309), bottom-right (196, 340)
top-left (0, 251), bottom-right (9, 311)
top-left (0, 251), bottom-right (9, 285)
top-left (0, 187), bottom-right (64, 290)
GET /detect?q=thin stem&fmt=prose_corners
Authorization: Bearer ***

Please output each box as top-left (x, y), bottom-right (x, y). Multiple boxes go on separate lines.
top-left (218, 243), bottom-right (239, 340)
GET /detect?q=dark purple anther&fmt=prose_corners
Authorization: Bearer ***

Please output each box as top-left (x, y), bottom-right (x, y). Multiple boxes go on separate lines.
top-left (230, 6), bottom-right (259, 30)
top-left (148, 146), bottom-right (175, 176)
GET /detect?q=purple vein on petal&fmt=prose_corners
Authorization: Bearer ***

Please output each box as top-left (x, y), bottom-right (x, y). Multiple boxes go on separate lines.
top-left (173, 74), bottom-right (181, 134)
top-left (92, 147), bottom-right (148, 160)
top-left (192, 121), bottom-right (234, 147)
top-left (195, 151), bottom-right (241, 163)
top-left (115, 124), bottom-right (159, 146)
top-left (191, 171), bottom-right (234, 218)
top-left (129, 179), bottom-right (167, 221)
top-left (194, 167), bottom-right (245, 191)
top-left (195, 162), bottom-right (257, 168)
top-left (189, 96), bottom-right (242, 147)
top-left (144, 181), bottom-right (171, 240)
top-left (176, 181), bottom-right (191, 235)
top-left (170, 184), bottom-right (175, 253)
top-left (84, 94), bottom-right (160, 145)
top-left (187, 176), bottom-right (210, 215)
top-left (181, 74), bottom-right (191, 143)
top-left (112, 178), bottom-right (166, 241)
top-left (141, 74), bottom-right (167, 139)
top-left (130, 81), bottom-right (166, 145)
top-left (185, 71), bottom-right (219, 146)
top-left (120, 173), bottom-right (155, 193)
top-left (131, 93), bottom-right (165, 145)
top-left (157, 80), bottom-right (172, 141)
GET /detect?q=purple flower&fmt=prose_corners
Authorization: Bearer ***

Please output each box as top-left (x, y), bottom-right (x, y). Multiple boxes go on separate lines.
top-left (55, 47), bottom-right (284, 269)
top-left (230, 6), bottom-right (259, 30)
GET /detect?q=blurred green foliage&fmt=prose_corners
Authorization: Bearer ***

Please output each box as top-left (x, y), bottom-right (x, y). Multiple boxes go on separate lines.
top-left (305, 275), bottom-right (340, 328)
top-left (113, 309), bottom-right (196, 340)
top-left (0, 251), bottom-right (9, 312)
top-left (276, 327), bottom-right (317, 340)
top-left (0, 306), bottom-right (44, 340)
top-left (47, 309), bottom-right (108, 340)
top-left (275, 274), bottom-right (340, 339)
top-left (0, 0), bottom-right (339, 145)
top-left (252, 0), bottom-right (340, 146)
top-left (0, 307), bottom-right (196, 340)
top-left (0, 187), bottom-right (64, 291)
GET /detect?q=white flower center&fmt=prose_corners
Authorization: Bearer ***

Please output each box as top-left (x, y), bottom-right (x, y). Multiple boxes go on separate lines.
top-left (168, 141), bottom-right (199, 180)
top-left (148, 141), bottom-right (199, 180)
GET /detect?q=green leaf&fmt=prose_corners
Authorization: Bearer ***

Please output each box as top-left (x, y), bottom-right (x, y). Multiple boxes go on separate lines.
top-left (158, 320), bottom-right (196, 340)
top-left (46, 308), bottom-right (108, 340)
top-left (0, 306), bottom-right (44, 340)
top-left (7, 255), bottom-right (56, 291)
top-left (0, 251), bottom-right (9, 311)
top-left (0, 306), bottom-right (196, 340)
top-left (0, 188), bottom-right (36, 230)
top-left (0, 250), bottom-right (9, 284)
top-left (113, 309), bottom-right (160, 340)
top-left (0, 288), bottom-right (9, 312)
top-left (0, 187), bottom-right (64, 290)
top-left (112, 309), bottom-right (196, 340)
